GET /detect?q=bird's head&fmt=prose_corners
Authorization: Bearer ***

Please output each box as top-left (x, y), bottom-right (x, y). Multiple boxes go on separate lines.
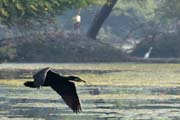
top-left (68, 76), bottom-right (86, 83)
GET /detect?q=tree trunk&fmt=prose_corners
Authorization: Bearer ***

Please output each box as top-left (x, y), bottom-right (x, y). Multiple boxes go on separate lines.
top-left (86, 0), bottom-right (117, 39)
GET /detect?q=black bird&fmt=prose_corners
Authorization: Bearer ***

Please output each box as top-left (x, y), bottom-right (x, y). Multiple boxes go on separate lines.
top-left (24, 67), bottom-right (86, 113)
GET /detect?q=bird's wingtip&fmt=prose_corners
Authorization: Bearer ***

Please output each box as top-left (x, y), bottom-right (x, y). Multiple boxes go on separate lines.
top-left (72, 105), bottom-right (82, 113)
top-left (73, 109), bottom-right (82, 113)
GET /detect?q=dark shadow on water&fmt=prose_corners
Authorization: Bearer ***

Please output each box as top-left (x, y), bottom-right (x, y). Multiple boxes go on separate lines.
top-left (149, 98), bottom-right (180, 105)
top-left (94, 99), bottom-right (105, 104)
top-left (130, 105), bottom-right (180, 110)
top-left (89, 88), bottom-right (100, 95)
top-left (151, 87), bottom-right (180, 95)
top-left (9, 98), bottom-right (60, 104)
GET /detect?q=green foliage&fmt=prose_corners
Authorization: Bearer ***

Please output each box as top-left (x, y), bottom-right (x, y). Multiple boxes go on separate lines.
top-left (159, 0), bottom-right (180, 20)
top-left (0, 46), bottom-right (16, 62)
top-left (132, 0), bottom-right (180, 58)
top-left (95, 0), bottom-right (160, 40)
top-left (0, 32), bottom-right (126, 62)
top-left (0, 0), bottom-right (96, 27)
top-left (114, 0), bottom-right (157, 21)
top-left (132, 32), bottom-right (180, 58)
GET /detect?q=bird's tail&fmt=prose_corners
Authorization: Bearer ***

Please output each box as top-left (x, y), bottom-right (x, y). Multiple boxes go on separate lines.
top-left (24, 81), bottom-right (36, 88)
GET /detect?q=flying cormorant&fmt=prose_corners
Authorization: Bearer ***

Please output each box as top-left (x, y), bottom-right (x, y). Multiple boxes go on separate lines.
top-left (24, 67), bottom-right (86, 113)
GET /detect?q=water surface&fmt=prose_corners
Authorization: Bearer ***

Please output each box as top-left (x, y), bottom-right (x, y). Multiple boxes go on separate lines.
top-left (0, 63), bottom-right (180, 120)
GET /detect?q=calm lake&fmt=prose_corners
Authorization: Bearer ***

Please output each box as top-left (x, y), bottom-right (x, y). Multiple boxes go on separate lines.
top-left (0, 63), bottom-right (180, 120)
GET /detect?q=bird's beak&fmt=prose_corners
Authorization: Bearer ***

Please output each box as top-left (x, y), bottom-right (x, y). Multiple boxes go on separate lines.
top-left (78, 79), bottom-right (86, 83)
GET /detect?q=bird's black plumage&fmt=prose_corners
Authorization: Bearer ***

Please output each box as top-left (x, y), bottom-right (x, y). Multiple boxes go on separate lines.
top-left (24, 67), bottom-right (85, 113)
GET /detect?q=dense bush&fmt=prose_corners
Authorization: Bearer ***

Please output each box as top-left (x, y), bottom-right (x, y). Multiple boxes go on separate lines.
top-left (131, 32), bottom-right (180, 58)
top-left (0, 46), bottom-right (16, 63)
top-left (0, 31), bottom-right (127, 62)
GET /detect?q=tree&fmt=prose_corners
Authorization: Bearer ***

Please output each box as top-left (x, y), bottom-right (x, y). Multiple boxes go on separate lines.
top-left (87, 0), bottom-right (117, 39)
top-left (159, 0), bottom-right (180, 20)
top-left (159, 0), bottom-right (180, 31)
top-left (0, 0), bottom-right (96, 28)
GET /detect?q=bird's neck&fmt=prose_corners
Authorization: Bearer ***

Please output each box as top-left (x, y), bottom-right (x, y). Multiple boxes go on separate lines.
top-left (148, 48), bottom-right (152, 53)
top-left (62, 76), bottom-right (72, 81)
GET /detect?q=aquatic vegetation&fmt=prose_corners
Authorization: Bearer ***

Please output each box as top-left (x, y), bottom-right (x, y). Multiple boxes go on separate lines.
top-left (0, 63), bottom-right (180, 119)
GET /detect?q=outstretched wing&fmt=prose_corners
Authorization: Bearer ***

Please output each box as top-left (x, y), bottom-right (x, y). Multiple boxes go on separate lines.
top-left (50, 81), bottom-right (82, 113)
top-left (33, 67), bottom-right (50, 88)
